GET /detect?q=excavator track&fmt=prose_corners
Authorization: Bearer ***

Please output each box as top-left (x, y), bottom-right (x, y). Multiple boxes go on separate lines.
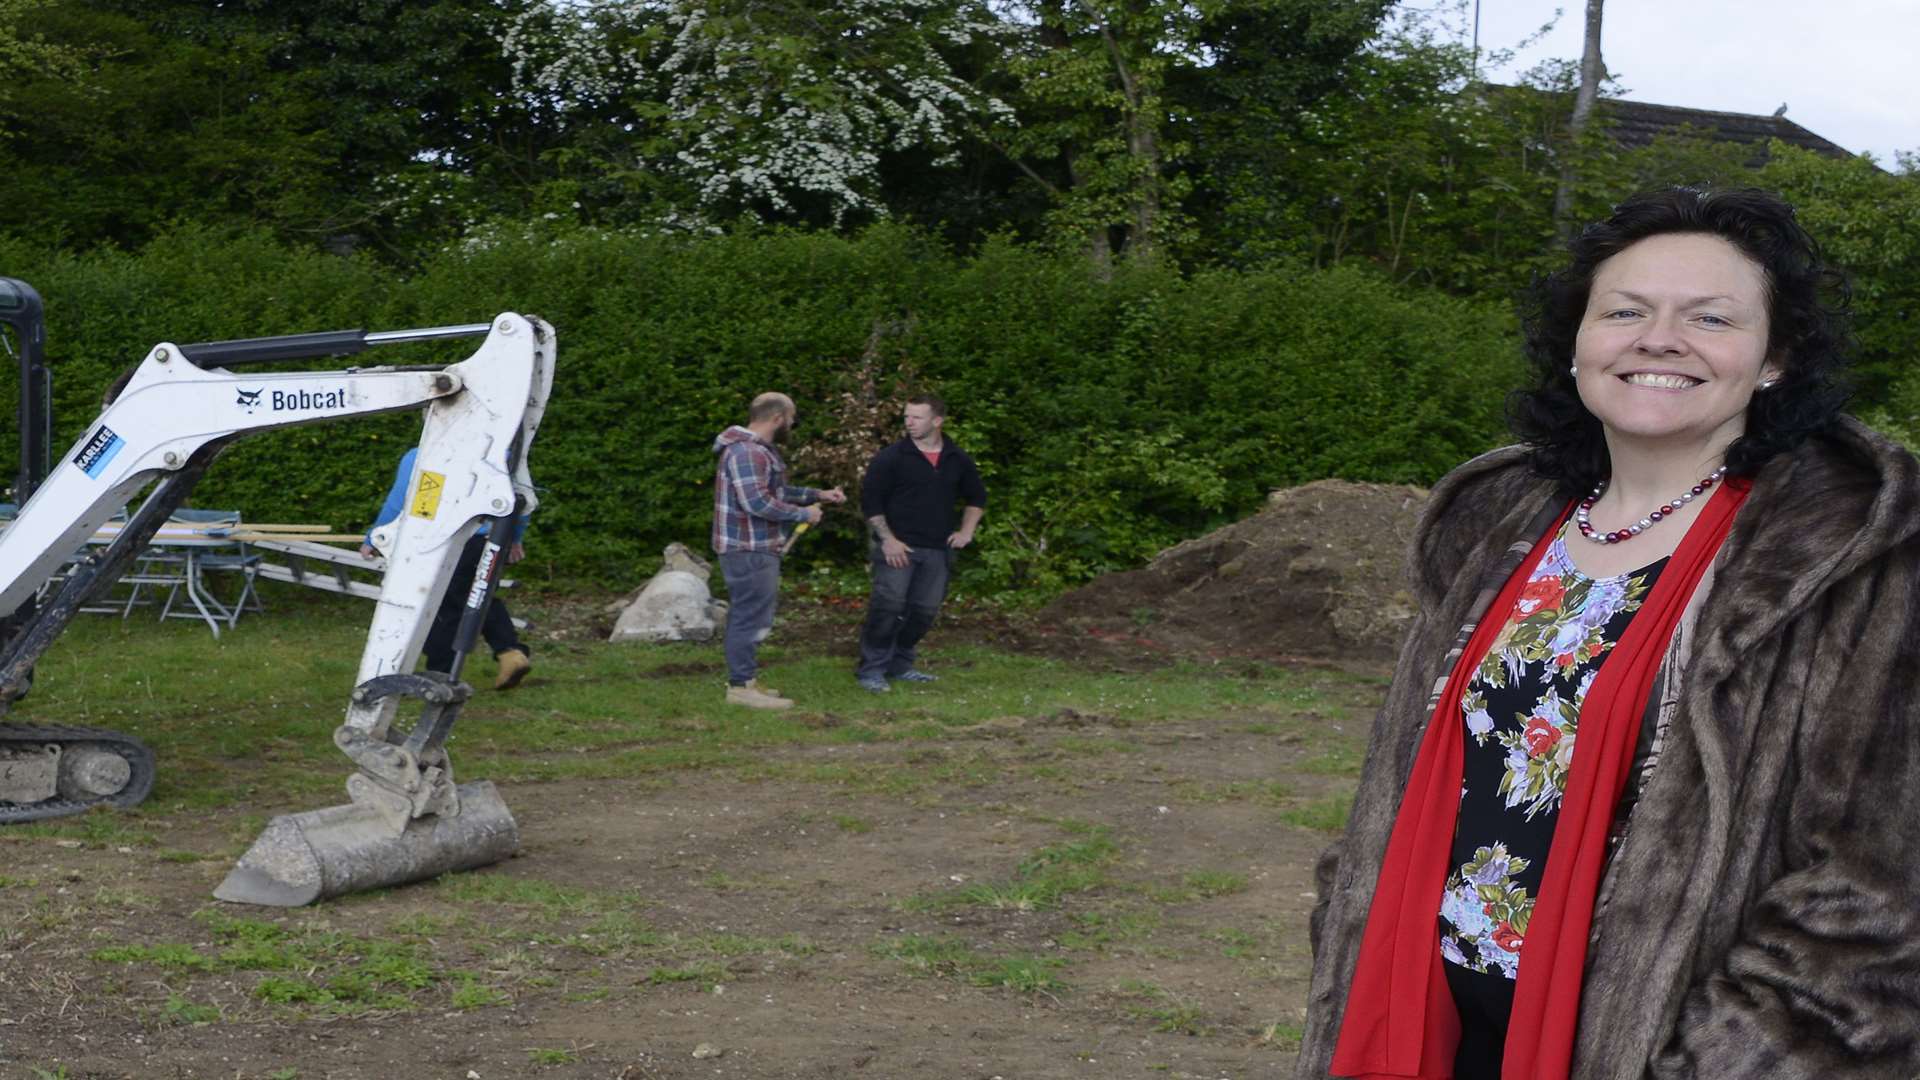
top-left (0, 722), bottom-right (155, 823)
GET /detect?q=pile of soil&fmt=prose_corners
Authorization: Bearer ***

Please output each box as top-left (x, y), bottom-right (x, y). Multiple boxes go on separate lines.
top-left (1042, 479), bottom-right (1430, 663)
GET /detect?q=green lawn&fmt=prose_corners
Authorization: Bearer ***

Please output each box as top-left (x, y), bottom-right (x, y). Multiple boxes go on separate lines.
top-left (13, 585), bottom-right (1382, 818)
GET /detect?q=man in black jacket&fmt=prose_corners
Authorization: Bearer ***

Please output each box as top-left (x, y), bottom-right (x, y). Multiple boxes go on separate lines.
top-left (855, 394), bottom-right (987, 692)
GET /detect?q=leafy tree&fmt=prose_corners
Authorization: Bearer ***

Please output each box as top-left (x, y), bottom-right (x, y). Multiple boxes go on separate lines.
top-left (1175, 0), bottom-right (1395, 265)
top-left (509, 0), bottom-right (1012, 229)
top-left (0, 0), bottom-right (87, 125)
top-left (227, 0), bottom-right (563, 252)
top-left (0, 0), bottom-right (551, 257)
top-left (991, 0), bottom-right (1204, 269)
top-left (1759, 146), bottom-right (1920, 404)
top-left (0, 2), bottom-right (328, 247)
top-left (1222, 14), bottom-right (1568, 288)
top-left (495, 0), bottom-right (1408, 266)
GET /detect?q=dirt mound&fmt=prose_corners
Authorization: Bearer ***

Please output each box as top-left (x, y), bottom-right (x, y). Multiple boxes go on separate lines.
top-left (1042, 479), bottom-right (1429, 663)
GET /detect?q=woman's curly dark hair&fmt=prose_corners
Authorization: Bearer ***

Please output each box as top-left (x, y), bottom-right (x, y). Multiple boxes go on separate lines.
top-left (1508, 186), bottom-right (1853, 494)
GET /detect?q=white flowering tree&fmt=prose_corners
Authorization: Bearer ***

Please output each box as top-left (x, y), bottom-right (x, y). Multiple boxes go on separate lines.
top-left (510, 0), bottom-right (1013, 226)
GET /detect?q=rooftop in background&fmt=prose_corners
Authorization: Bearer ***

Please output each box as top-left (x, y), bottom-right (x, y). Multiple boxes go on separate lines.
top-left (1599, 98), bottom-right (1855, 163)
top-left (1486, 86), bottom-right (1863, 167)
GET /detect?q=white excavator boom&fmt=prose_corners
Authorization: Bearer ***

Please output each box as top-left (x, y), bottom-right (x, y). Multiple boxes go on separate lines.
top-left (0, 311), bottom-right (554, 906)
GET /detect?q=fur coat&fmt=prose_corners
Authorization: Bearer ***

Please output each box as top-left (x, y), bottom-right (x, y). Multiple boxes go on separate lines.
top-left (1297, 416), bottom-right (1920, 1079)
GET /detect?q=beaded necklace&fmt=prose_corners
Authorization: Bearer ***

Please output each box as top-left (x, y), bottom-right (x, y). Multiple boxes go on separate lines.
top-left (1575, 466), bottom-right (1728, 545)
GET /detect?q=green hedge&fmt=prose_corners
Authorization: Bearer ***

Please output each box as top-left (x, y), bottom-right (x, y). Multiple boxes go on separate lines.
top-left (0, 224), bottom-right (1522, 593)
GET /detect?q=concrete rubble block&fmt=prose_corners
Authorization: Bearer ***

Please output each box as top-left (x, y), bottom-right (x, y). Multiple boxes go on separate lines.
top-left (610, 544), bottom-right (730, 643)
top-left (660, 542), bottom-right (711, 579)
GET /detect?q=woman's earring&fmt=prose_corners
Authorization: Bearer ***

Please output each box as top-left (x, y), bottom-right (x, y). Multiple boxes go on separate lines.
top-left (1569, 365), bottom-right (1579, 377)
top-left (1758, 378), bottom-right (1778, 389)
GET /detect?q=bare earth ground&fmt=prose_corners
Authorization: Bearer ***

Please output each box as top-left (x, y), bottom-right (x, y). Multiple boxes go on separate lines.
top-left (0, 659), bottom-right (1373, 1080)
top-left (1, 485), bottom-right (1413, 1080)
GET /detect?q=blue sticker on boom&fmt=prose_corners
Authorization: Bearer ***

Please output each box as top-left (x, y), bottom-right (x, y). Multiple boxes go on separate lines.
top-left (73, 424), bottom-right (125, 479)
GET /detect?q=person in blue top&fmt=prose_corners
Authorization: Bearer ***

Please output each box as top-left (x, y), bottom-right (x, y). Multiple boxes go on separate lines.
top-left (360, 447), bottom-right (532, 690)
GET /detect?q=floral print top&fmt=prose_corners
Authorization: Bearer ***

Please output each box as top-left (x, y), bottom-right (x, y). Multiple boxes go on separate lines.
top-left (1437, 531), bottom-right (1666, 1000)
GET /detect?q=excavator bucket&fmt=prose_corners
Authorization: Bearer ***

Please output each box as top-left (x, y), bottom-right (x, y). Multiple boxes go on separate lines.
top-left (218, 674), bottom-right (520, 906)
top-left (215, 780), bottom-right (518, 907)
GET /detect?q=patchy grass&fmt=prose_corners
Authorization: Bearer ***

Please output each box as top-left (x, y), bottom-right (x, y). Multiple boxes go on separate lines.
top-left (1208, 927), bottom-right (1262, 958)
top-left (1260, 1020), bottom-right (1307, 1052)
top-left (7, 592), bottom-right (1373, 814)
top-left (872, 933), bottom-right (977, 977)
top-left (1281, 794), bottom-right (1355, 833)
top-left (1060, 906), bottom-right (1161, 951)
top-left (646, 962), bottom-right (723, 987)
top-left (831, 814), bottom-right (873, 833)
top-left (1181, 870), bottom-right (1249, 899)
top-left (969, 954), bottom-right (1067, 994)
top-left (1118, 983), bottom-right (1211, 1036)
top-left (871, 935), bottom-right (1067, 994)
top-left (696, 932), bottom-right (815, 958)
top-left (92, 942), bottom-right (218, 972)
top-left (1300, 745), bottom-right (1365, 777)
top-left (908, 828), bottom-right (1120, 913)
top-left (92, 909), bottom-right (499, 1017)
top-left (10, 809), bottom-right (162, 849)
top-left (0, 590), bottom-right (1385, 1075)
top-left (449, 974), bottom-right (512, 1010)
top-left (159, 994), bottom-right (222, 1026)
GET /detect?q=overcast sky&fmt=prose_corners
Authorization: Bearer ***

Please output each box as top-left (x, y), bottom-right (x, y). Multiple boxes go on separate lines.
top-left (1469, 0), bottom-right (1919, 165)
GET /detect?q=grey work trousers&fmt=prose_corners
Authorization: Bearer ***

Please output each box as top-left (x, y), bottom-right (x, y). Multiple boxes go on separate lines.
top-left (719, 550), bottom-right (781, 686)
top-left (855, 543), bottom-right (951, 680)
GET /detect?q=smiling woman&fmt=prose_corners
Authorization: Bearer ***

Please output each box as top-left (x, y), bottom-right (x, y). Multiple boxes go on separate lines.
top-left (1573, 233), bottom-right (1775, 456)
top-left (1512, 188), bottom-right (1854, 504)
top-left (1298, 188), bottom-right (1920, 1080)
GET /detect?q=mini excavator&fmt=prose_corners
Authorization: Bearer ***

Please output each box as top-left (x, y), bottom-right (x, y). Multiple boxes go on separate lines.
top-left (0, 276), bottom-right (554, 906)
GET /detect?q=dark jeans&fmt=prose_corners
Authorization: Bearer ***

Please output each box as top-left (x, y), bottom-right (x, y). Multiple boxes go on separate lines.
top-left (423, 534), bottom-right (525, 674)
top-left (856, 543), bottom-right (950, 680)
top-left (719, 550), bottom-right (781, 686)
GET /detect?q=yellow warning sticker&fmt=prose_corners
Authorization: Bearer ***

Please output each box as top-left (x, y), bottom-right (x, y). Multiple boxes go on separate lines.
top-left (410, 470), bottom-right (446, 520)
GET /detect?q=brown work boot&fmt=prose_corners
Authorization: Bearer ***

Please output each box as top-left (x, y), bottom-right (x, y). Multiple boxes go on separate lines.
top-left (493, 648), bottom-right (532, 690)
top-left (725, 680), bottom-right (793, 710)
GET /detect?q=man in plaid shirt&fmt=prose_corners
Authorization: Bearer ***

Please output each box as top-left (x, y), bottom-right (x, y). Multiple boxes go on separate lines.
top-left (711, 391), bottom-right (845, 708)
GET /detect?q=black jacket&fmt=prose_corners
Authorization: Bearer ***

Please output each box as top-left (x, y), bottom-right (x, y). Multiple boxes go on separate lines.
top-left (860, 437), bottom-right (987, 548)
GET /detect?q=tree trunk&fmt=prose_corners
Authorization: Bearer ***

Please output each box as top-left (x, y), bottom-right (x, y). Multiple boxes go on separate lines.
top-left (1127, 116), bottom-right (1160, 262)
top-left (1035, 0), bottom-right (1113, 275)
top-left (1553, 0), bottom-right (1604, 241)
top-left (1100, 13), bottom-right (1160, 263)
top-left (1071, 150), bottom-right (1114, 276)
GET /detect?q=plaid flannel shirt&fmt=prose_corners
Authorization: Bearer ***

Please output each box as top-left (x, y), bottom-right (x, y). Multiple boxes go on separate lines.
top-left (711, 426), bottom-right (815, 554)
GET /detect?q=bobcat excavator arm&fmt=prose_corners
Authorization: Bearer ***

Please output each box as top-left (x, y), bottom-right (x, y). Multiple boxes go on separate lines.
top-left (0, 308), bottom-right (554, 906)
